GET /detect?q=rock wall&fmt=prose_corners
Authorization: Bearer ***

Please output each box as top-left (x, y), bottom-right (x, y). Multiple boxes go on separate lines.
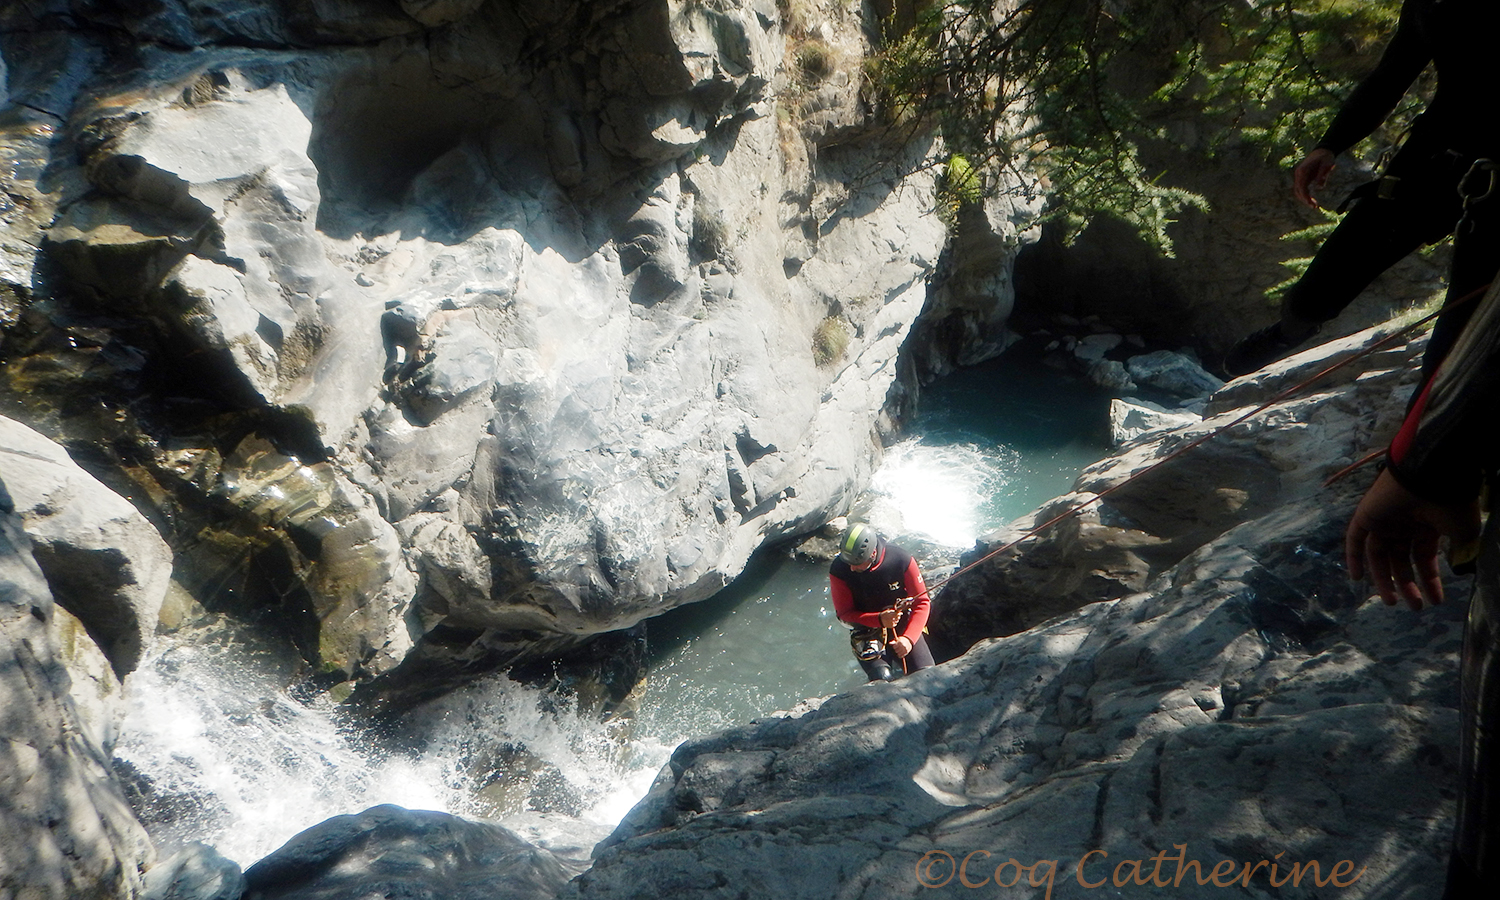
top-left (563, 327), bottom-right (1460, 900)
top-left (0, 0), bottom-right (1016, 688)
top-left (1015, 150), bottom-right (1447, 358)
top-left (241, 805), bottom-right (569, 900)
top-left (1, 477), bottom-right (156, 900)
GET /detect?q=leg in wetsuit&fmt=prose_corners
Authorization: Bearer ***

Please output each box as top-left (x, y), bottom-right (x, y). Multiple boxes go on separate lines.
top-left (1225, 147), bottom-right (1467, 377)
top-left (1280, 165), bottom-right (1461, 329)
top-left (1446, 510), bottom-right (1500, 898)
top-left (1424, 181), bottom-right (1500, 380)
top-left (1286, 136), bottom-right (1469, 321)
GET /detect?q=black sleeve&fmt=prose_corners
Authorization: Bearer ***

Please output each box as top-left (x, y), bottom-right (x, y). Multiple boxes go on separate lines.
top-left (1388, 283), bottom-right (1500, 504)
top-left (1316, 0), bottom-right (1430, 155)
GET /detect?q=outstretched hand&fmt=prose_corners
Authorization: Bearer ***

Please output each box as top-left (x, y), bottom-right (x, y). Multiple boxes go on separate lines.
top-left (1293, 148), bottom-right (1337, 209)
top-left (1344, 469), bottom-right (1481, 610)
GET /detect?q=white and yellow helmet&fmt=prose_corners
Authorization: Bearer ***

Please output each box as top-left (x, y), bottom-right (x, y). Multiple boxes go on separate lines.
top-left (839, 523), bottom-right (879, 566)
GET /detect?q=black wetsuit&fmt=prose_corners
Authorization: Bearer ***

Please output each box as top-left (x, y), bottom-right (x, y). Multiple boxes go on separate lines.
top-left (1284, 0), bottom-right (1500, 372)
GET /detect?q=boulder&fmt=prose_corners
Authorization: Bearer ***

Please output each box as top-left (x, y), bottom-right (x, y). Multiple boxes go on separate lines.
top-left (1086, 357), bottom-right (1135, 392)
top-left (143, 843), bottom-right (245, 900)
top-left (1125, 348), bottom-right (1224, 398)
top-left (0, 479), bottom-right (155, 900)
top-left (241, 804), bottom-right (569, 900)
top-left (1073, 332), bottom-right (1122, 362)
top-left (1108, 397), bottom-right (1200, 447)
top-left (0, 415), bottom-right (171, 678)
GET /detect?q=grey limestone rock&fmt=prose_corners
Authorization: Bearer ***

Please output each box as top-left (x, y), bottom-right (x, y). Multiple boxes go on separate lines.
top-left (1125, 348), bottom-right (1225, 398)
top-left (143, 843), bottom-right (246, 900)
top-left (933, 325), bottom-right (1424, 655)
top-left (1086, 357), bottom-right (1136, 392)
top-left (0, 0), bottom-right (968, 688)
top-left (901, 173), bottom-right (1045, 390)
top-left (242, 804), bottom-right (570, 900)
top-left (0, 415), bottom-right (171, 679)
top-left (48, 604), bottom-right (128, 755)
top-left (566, 372), bottom-right (1461, 899)
top-left (0, 480), bottom-right (155, 900)
top-left (1108, 397), bottom-right (1200, 447)
top-left (400, 0), bottom-right (487, 28)
top-left (1073, 332), bottom-right (1122, 362)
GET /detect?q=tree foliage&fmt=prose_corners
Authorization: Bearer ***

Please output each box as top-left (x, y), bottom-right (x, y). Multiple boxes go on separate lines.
top-left (866, 0), bottom-right (1414, 254)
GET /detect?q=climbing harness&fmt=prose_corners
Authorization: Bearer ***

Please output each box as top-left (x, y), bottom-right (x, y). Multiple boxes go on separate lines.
top-left (851, 596), bottom-right (915, 679)
top-left (885, 596), bottom-right (915, 677)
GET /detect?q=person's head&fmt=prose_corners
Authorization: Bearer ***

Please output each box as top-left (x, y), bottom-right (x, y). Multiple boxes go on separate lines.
top-left (839, 522), bottom-right (880, 570)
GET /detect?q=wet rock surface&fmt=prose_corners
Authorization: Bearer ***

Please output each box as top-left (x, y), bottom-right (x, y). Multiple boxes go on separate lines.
top-left (932, 326), bottom-right (1424, 655)
top-left (242, 804), bottom-right (570, 900)
top-left (142, 843), bottom-right (245, 900)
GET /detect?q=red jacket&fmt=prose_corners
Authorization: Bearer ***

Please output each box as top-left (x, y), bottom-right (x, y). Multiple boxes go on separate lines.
top-left (828, 542), bottom-right (931, 646)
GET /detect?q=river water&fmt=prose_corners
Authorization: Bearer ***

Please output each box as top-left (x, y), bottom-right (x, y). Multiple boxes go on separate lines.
top-left (112, 349), bottom-right (1111, 866)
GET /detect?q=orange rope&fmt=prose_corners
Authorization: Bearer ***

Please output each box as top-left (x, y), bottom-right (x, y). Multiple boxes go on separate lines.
top-left (1322, 447), bottom-right (1388, 488)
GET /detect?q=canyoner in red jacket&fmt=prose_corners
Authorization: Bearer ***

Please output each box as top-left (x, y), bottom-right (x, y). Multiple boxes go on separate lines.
top-left (829, 523), bottom-right (935, 682)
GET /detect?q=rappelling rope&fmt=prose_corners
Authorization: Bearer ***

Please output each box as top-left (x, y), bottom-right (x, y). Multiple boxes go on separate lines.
top-left (911, 280), bottom-right (1494, 599)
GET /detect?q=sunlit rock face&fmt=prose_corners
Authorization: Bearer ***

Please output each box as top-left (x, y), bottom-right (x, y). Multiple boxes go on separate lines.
top-left (0, 415), bottom-right (172, 680)
top-left (0, 416), bottom-right (176, 765)
top-left (0, 0), bottom-right (1039, 682)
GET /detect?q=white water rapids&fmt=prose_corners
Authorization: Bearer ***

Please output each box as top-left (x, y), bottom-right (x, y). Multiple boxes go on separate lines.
top-left (113, 361), bottom-right (1109, 867)
top-left (114, 638), bottom-right (668, 865)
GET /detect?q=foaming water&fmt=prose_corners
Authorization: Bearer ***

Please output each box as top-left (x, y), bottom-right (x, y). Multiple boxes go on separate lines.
top-left (868, 438), bottom-right (1019, 548)
top-left (114, 640), bottom-right (672, 866)
top-left (394, 671), bottom-right (676, 830)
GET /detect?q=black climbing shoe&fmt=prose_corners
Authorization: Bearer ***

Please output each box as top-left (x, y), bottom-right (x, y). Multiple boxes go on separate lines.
top-left (1222, 321), bottom-right (1319, 377)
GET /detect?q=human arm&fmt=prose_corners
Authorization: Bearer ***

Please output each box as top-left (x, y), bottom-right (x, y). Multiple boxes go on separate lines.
top-left (895, 558), bottom-right (931, 648)
top-left (830, 574), bottom-right (885, 628)
top-left (1313, 0), bottom-right (1428, 158)
top-left (1344, 468), bottom-right (1479, 609)
top-left (1344, 281), bottom-right (1500, 608)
